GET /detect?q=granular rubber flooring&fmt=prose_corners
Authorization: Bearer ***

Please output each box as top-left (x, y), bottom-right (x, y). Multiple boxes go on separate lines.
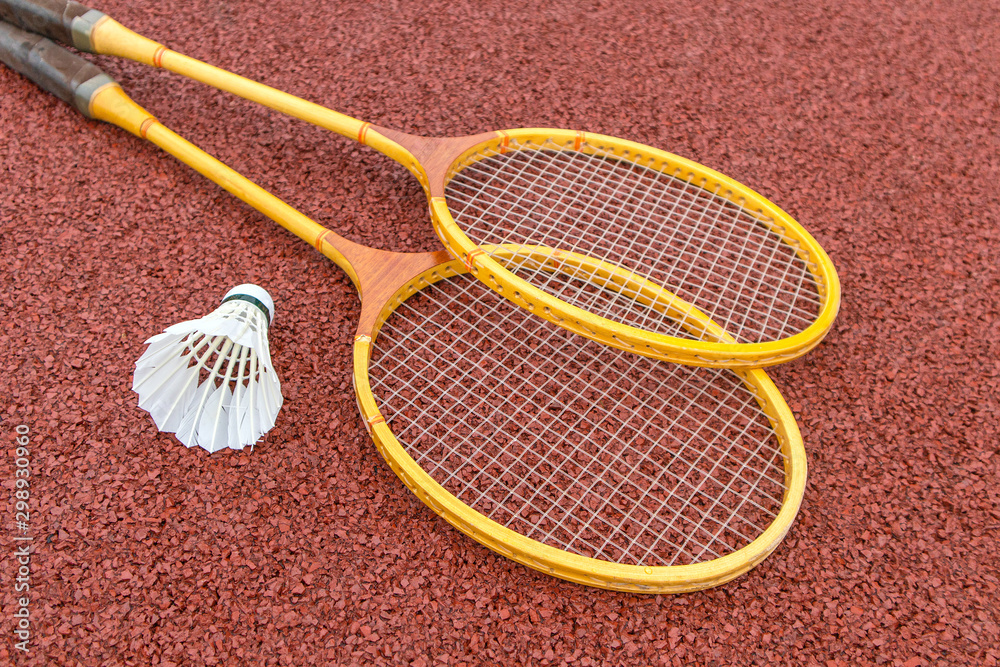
top-left (0, 0), bottom-right (997, 664)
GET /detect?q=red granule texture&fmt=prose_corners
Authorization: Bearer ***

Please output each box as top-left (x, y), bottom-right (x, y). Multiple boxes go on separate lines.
top-left (1, 0), bottom-right (998, 665)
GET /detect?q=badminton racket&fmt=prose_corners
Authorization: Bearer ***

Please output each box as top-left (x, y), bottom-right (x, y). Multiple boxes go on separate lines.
top-left (0, 0), bottom-right (841, 368)
top-left (0, 22), bottom-right (808, 592)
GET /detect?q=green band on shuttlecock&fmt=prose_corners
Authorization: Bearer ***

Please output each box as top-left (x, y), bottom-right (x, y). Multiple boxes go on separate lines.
top-left (221, 293), bottom-right (272, 324)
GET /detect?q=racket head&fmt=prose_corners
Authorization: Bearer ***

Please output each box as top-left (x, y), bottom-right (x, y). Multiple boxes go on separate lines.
top-left (352, 256), bottom-right (807, 592)
top-left (421, 128), bottom-right (840, 368)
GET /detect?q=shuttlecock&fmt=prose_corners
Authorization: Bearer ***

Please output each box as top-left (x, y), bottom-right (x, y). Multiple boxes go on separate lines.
top-left (133, 284), bottom-right (282, 452)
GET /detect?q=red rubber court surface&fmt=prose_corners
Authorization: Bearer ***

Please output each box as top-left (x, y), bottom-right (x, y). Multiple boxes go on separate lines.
top-left (1, 0), bottom-right (998, 664)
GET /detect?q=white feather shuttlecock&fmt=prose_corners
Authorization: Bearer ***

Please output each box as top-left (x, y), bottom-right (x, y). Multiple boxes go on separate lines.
top-left (133, 284), bottom-right (282, 452)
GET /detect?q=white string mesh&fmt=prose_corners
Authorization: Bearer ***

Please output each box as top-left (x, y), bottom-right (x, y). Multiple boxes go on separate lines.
top-left (367, 272), bottom-right (789, 567)
top-left (445, 140), bottom-right (821, 344)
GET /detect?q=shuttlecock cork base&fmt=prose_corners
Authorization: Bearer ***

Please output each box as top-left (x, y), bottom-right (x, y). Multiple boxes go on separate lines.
top-left (133, 285), bottom-right (283, 453)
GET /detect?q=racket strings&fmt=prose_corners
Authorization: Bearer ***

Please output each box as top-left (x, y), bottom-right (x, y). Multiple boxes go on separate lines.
top-left (376, 288), bottom-right (780, 564)
top-left (367, 274), bottom-right (788, 567)
top-left (377, 286), bottom-right (783, 505)
top-left (508, 267), bottom-right (695, 341)
top-left (486, 147), bottom-right (820, 342)
top-left (445, 139), bottom-right (821, 344)
top-left (452, 142), bottom-right (814, 333)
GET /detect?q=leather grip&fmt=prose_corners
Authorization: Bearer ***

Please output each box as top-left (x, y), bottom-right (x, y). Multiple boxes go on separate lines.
top-left (0, 20), bottom-right (112, 117)
top-left (0, 0), bottom-right (91, 46)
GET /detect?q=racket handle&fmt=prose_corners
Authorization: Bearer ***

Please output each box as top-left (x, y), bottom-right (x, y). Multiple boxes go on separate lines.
top-left (0, 0), bottom-right (104, 49)
top-left (0, 20), bottom-right (112, 116)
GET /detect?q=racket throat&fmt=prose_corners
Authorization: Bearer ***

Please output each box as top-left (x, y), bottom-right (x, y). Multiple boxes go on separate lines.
top-left (371, 126), bottom-right (498, 198)
top-left (316, 236), bottom-right (451, 336)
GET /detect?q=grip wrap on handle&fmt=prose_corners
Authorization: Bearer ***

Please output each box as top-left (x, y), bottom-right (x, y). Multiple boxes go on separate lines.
top-left (0, 0), bottom-right (91, 45)
top-left (0, 21), bottom-right (113, 117)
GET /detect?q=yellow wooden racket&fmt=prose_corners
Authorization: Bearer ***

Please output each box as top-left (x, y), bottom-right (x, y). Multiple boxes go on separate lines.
top-left (0, 0), bottom-right (841, 368)
top-left (0, 23), bottom-right (808, 592)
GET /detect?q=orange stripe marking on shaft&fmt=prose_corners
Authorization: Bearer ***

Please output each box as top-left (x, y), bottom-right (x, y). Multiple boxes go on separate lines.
top-left (139, 118), bottom-right (159, 139)
top-left (314, 230), bottom-right (334, 252)
top-left (574, 131), bottom-right (585, 151)
top-left (463, 248), bottom-right (483, 272)
top-left (358, 122), bottom-right (371, 144)
top-left (152, 47), bottom-right (167, 68)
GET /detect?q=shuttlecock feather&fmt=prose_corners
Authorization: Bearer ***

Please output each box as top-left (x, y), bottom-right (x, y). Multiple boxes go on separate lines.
top-left (133, 284), bottom-right (282, 452)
